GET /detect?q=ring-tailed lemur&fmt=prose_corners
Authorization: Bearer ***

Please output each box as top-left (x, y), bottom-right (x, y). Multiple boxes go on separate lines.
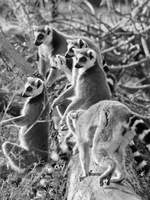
top-left (66, 100), bottom-right (150, 185)
top-left (34, 26), bottom-right (103, 83)
top-left (0, 76), bottom-right (50, 173)
top-left (51, 48), bottom-right (111, 126)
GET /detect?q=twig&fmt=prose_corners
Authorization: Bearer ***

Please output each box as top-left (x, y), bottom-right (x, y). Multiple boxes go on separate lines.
top-left (141, 36), bottom-right (150, 58)
top-left (135, 75), bottom-right (150, 85)
top-left (101, 35), bottom-right (135, 54)
top-left (131, 0), bottom-right (150, 18)
top-left (134, 97), bottom-right (150, 104)
top-left (119, 84), bottom-right (150, 93)
top-left (110, 57), bottom-right (149, 70)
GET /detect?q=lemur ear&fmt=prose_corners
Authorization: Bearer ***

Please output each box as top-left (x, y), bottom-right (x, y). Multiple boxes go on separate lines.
top-left (79, 39), bottom-right (87, 48)
top-left (47, 27), bottom-right (51, 35)
top-left (88, 50), bottom-right (94, 60)
top-left (37, 79), bottom-right (42, 88)
top-left (45, 26), bottom-right (51, 35)
top-left (79, 39), bottom-right (84, 48)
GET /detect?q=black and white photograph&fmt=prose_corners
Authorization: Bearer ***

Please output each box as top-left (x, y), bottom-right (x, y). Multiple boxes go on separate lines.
top-left (0, 0), bottom-right (149, 199)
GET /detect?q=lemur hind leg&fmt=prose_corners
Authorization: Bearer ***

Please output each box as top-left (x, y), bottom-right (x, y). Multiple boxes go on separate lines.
top-left (2, 142), bottom-right (41, 173)
top-left (78, 142), bottom-right (91, 181)
top-left (98, 156), bottom-right (116, 186)
top-left (110, 151), bottom-right (125, 184)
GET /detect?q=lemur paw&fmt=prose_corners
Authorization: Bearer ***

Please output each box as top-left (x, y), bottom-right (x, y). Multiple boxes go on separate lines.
top-left (99, 174), bottom-right (112, 186)
top-left (59, 119), bottom-right (68, 131)
top-left (49, 56), bottom-right (58, 68)
top-left (79, 171), bottom-right (92, 182)
top-left (60, 123), bottom-right (68, 131)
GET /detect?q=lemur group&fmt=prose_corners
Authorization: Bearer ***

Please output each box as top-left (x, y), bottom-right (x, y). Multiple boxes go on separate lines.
top-left (0, 25), bottom-right (150, 186)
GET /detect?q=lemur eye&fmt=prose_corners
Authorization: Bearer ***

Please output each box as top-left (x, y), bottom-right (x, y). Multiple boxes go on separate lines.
top-left (38, 33), bottom-right (44, 40)
top-left (79, 56), bottom-right (87, 63)
top-left (26, 86), bottom-right (33, 92)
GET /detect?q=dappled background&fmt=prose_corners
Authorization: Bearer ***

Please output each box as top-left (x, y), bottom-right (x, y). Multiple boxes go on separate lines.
top-left (0, 0), bottom-right (150, 200)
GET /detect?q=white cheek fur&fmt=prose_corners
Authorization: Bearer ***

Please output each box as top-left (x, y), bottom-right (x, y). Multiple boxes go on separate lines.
top-left (32, 84), bottom-right (44, 97)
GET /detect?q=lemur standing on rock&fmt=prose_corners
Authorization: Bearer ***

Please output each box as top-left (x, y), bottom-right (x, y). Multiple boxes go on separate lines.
top-left (67, 100), bottom-right (150, 186)
top-left (0, 76), bottom-right (50, 173)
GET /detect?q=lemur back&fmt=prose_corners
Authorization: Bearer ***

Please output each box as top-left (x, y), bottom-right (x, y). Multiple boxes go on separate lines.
top-left (67, 100), bottom-right (150, 185)
top-left (1, 76), bottom-right (49, 173)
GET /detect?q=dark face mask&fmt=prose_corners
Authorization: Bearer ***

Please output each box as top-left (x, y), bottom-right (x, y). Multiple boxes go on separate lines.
top-left (34, 33), bottom-right (45, 46)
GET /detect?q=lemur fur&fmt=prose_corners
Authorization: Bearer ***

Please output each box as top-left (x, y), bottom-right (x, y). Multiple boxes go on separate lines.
top-left (67, 100), bottom-right (150, 185)
top-left (0, 76), bottom-right (50, 173)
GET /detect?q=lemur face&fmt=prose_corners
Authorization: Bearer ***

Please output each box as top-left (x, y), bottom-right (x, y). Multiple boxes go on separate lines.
top-left (73, 48), bottom-right (97, 70)
top-left (65, 39), bottom-right (88, 58)
top-left (34, 26), bottom-right (52, 46)
top-left (22, 77), bottom-right (44, 98)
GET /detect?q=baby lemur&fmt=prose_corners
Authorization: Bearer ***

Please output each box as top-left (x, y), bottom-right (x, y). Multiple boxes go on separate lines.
top-left (0, 76), bottom-right (49, 173)
top-left (52, 48), bottom-right (111, 125)
top-left (67, 100), bottom-right (150, 186)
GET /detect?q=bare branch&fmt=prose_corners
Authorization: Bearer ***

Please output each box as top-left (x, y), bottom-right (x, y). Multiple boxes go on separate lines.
top-left (119, 84), bottom-right (150, 93)
top-left (110, 57), bottom-right (149, 70)
top-left (141, 36), bottom-right (150, 58)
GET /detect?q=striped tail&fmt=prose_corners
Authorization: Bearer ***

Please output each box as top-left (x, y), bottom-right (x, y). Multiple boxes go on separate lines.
top-left (129, 141), bottom-right (149, 175)
top-left (128, 114), bottom-right (150, 152)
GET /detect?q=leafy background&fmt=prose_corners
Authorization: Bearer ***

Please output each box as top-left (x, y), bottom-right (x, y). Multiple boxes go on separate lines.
top-left (0, 0), bottom-right (150, 199)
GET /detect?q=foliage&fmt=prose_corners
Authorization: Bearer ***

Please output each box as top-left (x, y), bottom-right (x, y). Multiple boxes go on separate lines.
top-left (0, 0), bottom-right (150, 199)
